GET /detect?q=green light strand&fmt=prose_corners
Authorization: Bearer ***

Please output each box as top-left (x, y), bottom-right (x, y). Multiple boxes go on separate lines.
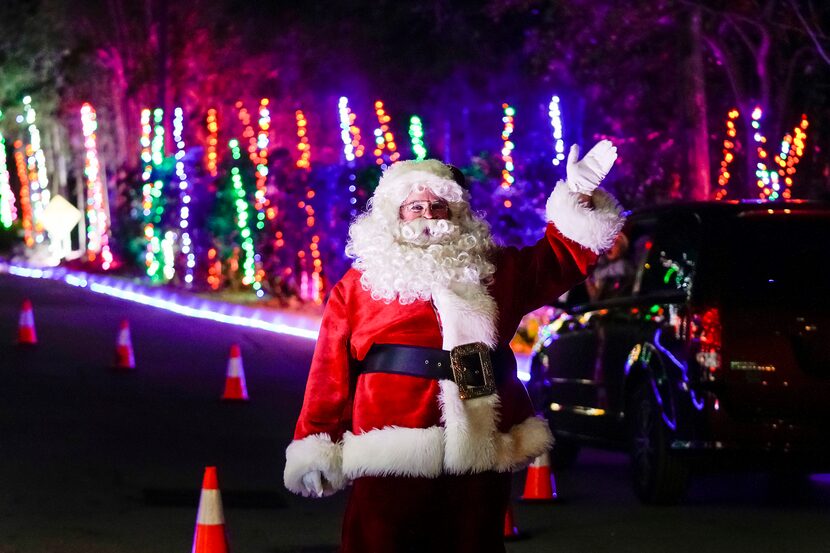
top-left (228, 140), bottom-right (261, 295)
top-left (409, 115), bottom-right (427, 160)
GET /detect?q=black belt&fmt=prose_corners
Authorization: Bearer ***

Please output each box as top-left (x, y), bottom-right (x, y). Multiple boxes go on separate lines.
top-left (358, 343), bottom-right (516, 399)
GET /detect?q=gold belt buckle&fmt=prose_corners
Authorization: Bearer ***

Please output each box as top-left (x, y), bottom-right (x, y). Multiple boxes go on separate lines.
top-left (450, 342), bottom-right (496, 400)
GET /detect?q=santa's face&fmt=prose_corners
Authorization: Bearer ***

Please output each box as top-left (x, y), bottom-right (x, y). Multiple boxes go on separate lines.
top-left (398, 189), bottom-right (457, 246)
top-left (346, 177), bottom-right (496, 304)
top-left (398, 189), bottom-right (451, 222)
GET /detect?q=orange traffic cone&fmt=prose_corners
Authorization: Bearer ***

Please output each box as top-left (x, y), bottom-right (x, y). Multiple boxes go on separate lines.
top-left (521, 451), bottom-right (558, 501)
top-left (221, 344), bottom-right (249, 401)
top-left (503, 504), bottom-right (521, 541)
top-left (114, 320), bottom-right (135, 370)
top-left (192, 466), bottom-right (230, 553)
top-left (17, 299), bottom-right (37, 345)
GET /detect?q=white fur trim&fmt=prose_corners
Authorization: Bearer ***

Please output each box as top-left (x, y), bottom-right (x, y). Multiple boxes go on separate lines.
top-left (431, 285), bottom-right (498, 350)
top-left (545, 182), bottom-right (624, 254)
top-left (342, 426), bottom-right (444, 479)
top-left (373, 162), bottom-right (466, 217)
top-left (439, 380), bottom-right (502, 473)
top-left (495, 416), bottom-right (554, 472)
top-left (330, 414), bottom-right (552, 480)
top-left (284, 433), bottom-right (346, 497)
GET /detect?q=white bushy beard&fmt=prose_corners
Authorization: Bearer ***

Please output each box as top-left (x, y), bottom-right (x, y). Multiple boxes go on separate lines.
top-left (346, 209), bottom-right (497, 305)
top-left (399, 218), bottom-right (459, 246)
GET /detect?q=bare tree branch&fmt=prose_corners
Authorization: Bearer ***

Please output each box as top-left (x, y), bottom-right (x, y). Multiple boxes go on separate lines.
top-left (728, 16), bottom-right (752, 53)
top-left (677, 0), bottom-right (825, 38)
top-left (702, 31), bottom-right (743, 105)
top-left (788, 0), bottom-right (830, 66)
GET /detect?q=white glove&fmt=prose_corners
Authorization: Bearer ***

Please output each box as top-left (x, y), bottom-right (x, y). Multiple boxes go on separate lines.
top-left (302, 471), bottom-right (325, 498)
top-left (566, 140), bottom-right (618, 195)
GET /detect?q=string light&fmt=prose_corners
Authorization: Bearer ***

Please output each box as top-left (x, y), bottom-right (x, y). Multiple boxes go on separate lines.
top-left (294, 185), bottom-right (322, 302)
top-left (151, 108), bottom-right (165, 165)
top-left (236, 101), bottom-right (267, 229)
top-left (337, 96), bottom-right (364, 162)
top-left (207, 247), bottom-right (222, 290)
top-left (715, 108), bottom-right (739, 201)
top-left (372, 100), bottom-right (399, 166)
top-left (140, 108), bottom-right (152, 182)
top-left (161, 230), bottom-right (176, 281)
top-left (143, 108), bottom-right (165, 281)
top-left (296, 109), bottom-right (311, 170)
top-left (255, 98), bottom-right (269, 228)
top-left (139, 108), bottom-right (153, 264)
top-left (774, 114), bottom-right (808, 200)
top-left (500, 103), bottom-right (516, 197)
top-left (409, 115), bottom-right (427, 160)
top-left (80, 103), bottom-right (113, 269)
top-left (205, 108), bottom-right (219, 177)
top-left (174, 107), bottom-right (194, 284)
top-left (22, 96), bottom-right (49, 243)
top-left (0, 112), bottom-right (17, 228)
top-left (229, 139), bottom-right (262, 297)
top-left (338, 98), bottom-right (354, 161)
top-left (12, 142), bottom-right (33, 246)
top-left (2, 263), bottom-right (319, 340)
top-left (750, 106), bottom-right (779, 201)
top-left (296, 136), bottom-right (323, 303)
top-left (548, 96), bottom-right (565, 166)
top-left (236, 101), bottom-right (255, 160)
top-left (338, 97), bottom-right (361, 214)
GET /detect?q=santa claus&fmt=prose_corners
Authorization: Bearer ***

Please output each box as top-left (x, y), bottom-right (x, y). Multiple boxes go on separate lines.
top-left (284, 141), bottom-right (623, 552)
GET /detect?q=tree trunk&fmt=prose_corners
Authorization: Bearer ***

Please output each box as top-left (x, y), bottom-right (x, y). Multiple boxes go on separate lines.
top-left (75, 170), bottom-right (87, 253)
top-left (156, 0), bottom-right (170, 156)
top-left (50, 123), bottom-right (68, 199)
top-left (684, 7), bottom-right (711, 201)
top-left (109, 48), bottom-right (130, 170)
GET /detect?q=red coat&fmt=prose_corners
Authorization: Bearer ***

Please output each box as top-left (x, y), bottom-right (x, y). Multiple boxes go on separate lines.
top-left (284, 186), bottom-right (622, 497)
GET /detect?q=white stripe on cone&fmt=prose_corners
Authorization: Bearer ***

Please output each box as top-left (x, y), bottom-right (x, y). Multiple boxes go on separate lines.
top-left (196, 489), bottom-right (226, 525)
top-left (19, 309), bottom-right (34, 327)
top-left (227, 356), bottom-right (243, 378)
top-left (529, 451), bottom-right (551, 468)
top-left (117, 326), bottom-right (131, 346)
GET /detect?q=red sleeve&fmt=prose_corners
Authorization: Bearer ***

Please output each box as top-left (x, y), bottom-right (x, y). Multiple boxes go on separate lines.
top-left (497, 222), bottom-right (598, 316)
top-left (293, 281), bottom-right (353, 442)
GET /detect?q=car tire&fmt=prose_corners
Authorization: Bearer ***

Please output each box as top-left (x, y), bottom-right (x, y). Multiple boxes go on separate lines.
top-left (550, 434), bottom-right (581, 470)
top-left (628, 381), bottom-right (689, 505)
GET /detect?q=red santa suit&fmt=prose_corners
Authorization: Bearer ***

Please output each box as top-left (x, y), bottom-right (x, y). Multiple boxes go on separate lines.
top-left (284, 164), bottom-right (623, 552)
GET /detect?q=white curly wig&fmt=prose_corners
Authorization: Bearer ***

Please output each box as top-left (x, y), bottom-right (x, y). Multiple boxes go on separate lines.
top-left (345, 159), bottom-right (496, 304)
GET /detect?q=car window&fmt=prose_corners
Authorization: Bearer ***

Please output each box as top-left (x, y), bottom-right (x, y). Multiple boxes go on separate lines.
top-left (636, 215), bottom-right (699, 297)
top-left (586, 233), bottom-right (637, 301)
top-left (702, 213), bottom-right (830, 307)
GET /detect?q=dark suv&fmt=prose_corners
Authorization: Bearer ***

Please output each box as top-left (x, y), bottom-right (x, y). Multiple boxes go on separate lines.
top-left (527, 200), bottom-right (830, 504)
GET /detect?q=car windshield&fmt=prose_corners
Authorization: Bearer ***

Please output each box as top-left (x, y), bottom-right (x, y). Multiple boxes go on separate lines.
top-left (705, 213), bottom-right (830, 307)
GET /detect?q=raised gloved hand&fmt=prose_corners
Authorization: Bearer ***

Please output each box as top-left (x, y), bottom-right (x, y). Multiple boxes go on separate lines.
top-left (302, 471), bottom-right (325, 498)
top-left (566, 140), bottom-right (618, 195)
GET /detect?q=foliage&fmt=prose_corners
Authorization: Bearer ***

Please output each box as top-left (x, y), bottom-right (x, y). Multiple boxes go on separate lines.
top-left (2, 0), bottom-right (829, 298)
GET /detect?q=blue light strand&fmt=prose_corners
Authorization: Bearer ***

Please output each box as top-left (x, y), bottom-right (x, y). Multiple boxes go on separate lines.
top-left (548, 96), bottom-right (565, 166)
top-left (174, 107), bottom-right (195, 284)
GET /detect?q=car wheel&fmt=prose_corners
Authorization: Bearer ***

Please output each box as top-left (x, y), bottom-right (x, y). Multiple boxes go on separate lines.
top-left (550, 434), bottom-right (581, 470)
top-left (628, 381), bottom-right (689, 504)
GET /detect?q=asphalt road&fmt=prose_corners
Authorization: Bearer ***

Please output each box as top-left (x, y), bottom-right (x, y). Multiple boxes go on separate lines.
top-left (2, 273), bottom-right (830, 553)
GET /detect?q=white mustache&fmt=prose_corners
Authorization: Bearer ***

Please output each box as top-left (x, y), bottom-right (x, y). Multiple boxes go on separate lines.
top-left (399, 218), bottom-right (457, 245)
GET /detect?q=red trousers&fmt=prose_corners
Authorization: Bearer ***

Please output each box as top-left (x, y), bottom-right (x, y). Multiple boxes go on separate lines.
top-left (340, 471), bottom-right (512, 553)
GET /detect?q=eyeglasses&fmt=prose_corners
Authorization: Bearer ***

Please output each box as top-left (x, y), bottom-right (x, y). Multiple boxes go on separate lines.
top-left (399, 200), bottom-right (450, 217)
